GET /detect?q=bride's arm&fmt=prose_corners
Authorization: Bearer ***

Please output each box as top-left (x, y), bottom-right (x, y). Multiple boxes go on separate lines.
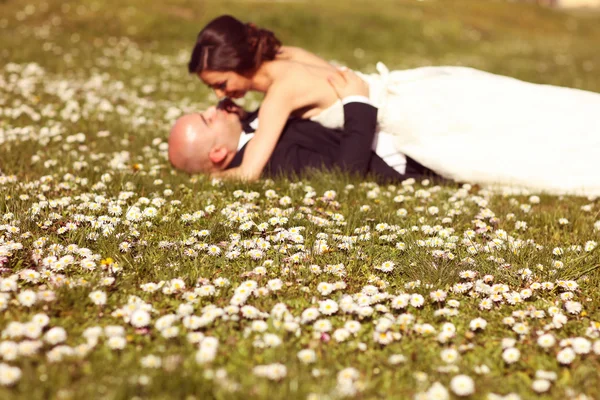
top-left (213, 85), bottom-right (296, 182)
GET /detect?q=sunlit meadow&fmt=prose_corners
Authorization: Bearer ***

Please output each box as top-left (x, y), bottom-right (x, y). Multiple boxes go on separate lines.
top-left (1, 0), bottom-right (600, 399)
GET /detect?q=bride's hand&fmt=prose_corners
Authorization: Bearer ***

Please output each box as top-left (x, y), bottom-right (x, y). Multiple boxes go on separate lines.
top-left (327, 67), bottom-right (369, 99)
top-left (210, 167), bottom-right (259, 182)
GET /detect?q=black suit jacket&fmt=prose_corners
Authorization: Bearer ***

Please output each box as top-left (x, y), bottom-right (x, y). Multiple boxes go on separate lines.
top-left (227, 102), bottom-right (440, 182)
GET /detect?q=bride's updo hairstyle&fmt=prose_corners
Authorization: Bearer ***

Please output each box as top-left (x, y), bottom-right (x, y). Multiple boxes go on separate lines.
top-left (188, 15), bottom-right (282, 74)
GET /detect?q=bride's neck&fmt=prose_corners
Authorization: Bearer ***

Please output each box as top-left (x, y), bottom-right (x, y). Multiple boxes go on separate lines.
top-left (250, 62), bottom-right (277, 92)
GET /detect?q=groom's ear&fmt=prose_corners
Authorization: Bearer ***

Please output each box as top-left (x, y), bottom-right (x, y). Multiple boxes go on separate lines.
top-left (208, 147), bottom-right (228, 164)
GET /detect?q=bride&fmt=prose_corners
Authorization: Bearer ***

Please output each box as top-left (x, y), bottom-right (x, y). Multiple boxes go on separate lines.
top-left (187, 15), bottom-right (600, 196)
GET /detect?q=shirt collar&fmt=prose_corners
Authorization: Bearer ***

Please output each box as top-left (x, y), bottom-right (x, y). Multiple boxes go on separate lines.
top-left (237, 131), bottom-right (255, 151)
top-left (237, 117), bottom-right (258, 150)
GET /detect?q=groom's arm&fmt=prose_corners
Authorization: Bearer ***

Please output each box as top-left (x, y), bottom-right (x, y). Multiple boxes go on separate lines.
top-left (335, 101), bottom-right (378, 174)
top-left (266, 101), bottom-right (378, 177)
top-left (328, 69), bottom-right (377, 174)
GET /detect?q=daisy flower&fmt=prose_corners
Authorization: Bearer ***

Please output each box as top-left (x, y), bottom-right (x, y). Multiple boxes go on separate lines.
top-left (450, 375), bottom-right (475, 397)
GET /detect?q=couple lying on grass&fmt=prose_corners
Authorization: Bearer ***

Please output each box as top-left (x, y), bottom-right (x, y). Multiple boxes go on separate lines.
top-left (169, 15), bottom-right (600, 196)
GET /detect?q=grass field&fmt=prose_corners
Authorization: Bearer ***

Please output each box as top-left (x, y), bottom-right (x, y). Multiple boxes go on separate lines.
top-left (1, 0), bottom-right (600, 398)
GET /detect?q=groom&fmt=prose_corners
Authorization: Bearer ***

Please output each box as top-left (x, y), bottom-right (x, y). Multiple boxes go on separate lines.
top-left (168, 69), bottom-right (439, 181)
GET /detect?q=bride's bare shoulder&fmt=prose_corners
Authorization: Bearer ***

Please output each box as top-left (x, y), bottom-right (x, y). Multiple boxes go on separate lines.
top-left (267, 64), bottom-right (338, 117)
top-left (278, 46), bottom-right (333, 69)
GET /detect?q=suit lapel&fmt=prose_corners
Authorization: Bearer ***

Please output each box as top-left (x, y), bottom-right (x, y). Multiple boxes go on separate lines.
top-left (227, 109), bottom-right (257, 169)
top-left (241, 110), bottom-right (259, 133)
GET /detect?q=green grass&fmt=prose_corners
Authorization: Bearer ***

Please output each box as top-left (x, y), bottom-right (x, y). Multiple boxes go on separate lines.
top-left (1, 0), bottom-right (600, 399)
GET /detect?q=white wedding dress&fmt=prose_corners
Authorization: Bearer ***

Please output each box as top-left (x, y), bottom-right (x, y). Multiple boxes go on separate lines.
top-left (311, 63), bottom-right (600, 197)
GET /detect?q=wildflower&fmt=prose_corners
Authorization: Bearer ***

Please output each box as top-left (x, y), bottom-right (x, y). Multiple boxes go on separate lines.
top-left (213, 277), bottom-right (230, 287)
top-left (187, 332), bottom-right (205, 344)
top-left (515, 221), bottom-right (527, 231)
top-left (373, 331), bottom-right (394, 345)
top-left (130, 310), bottom-right (151, 328)
top-left (101, 277), bottom-right (115, 286)
top-left (560, 292), bottom-right (574, 302)
top-left (0, 342), bottom-right (18, 361)
top-left (17, 290), bottom-right (37, 307)
top-left (547, 306), bottom-right (560, 316)
top-left (263, 334), bottom-right (281, 347)
top-left (248, 320), bottom-right (266, 333)
top-left (207, 245), bottom-right (221, 256)
top-left (18, 340), bottom-right (43, 357)
top-left (441, 348), bottom-right (459, 364)
top-left (240, 305), bottom-right (261, 319)
top-left (89, 290), bottom-right (107, 306)
top-left (535, 370), bottom-right (557, 381)
top-left (357, 306), bottom-right (374, 318)
top-left (140, 282), bottom-right (160, 292)
top-left (44, 327), bottom-right (67, 345)
top-left (107, 336), bottom-right (127, 350)
top-left (572, 337), bottom-right (591, 354)
top-left (140, 355), bottom-right (162, 368)
top-left (0, 363), bottom-right (21, 386)
top-left (338, 367), bottom-right (360, 382)
top-left (430, 290), bottom-right (447, 302)
top-left (83, 327), bottom-right (103, 343)
top-left (473, 365), bottom-right (490, 375)
top-left (532, 379), bottom-right (551, 393)
top-left (410, 294), bottom-right (425, 308)
top-left (168, 278), bottom-right (186, 292)
top-left (319, 299), bottom-right (339, 315)
top-left (479, 298), bottom-right (493, 310)
top-left (537, 334), bottom-right (556, 349)
top-left (447, 299), bottom-right (460, 308)
top-left (297, 349), bottom-right (316, 364)
top-left (301, 308), bottom-right (320, 324)
top-left (375, 261), bottom-right (395, 272)
top-left (197, 285), bottom-right (216, 297)
top-left (196, 336), bottom-right (219, 364)
top-left (344, 320), bottom-right (361, 334)
top-left (459, 270), bottom-right (477, 279)
top-left (414, 323), bottom-right (436, 335)
top-left (565, 301), bottom-right (582, 315)
top-left (450, 375), bottom-right (475, 397)
top-left (313, 319), bottom-right (332, 333)
top-left (388, 354), bottom-right (407, 365)
top-left (391, 294), bottom-right (410, 309)
top-left (556, 348), bottom-right (576, 364)
top-left (253, 363), bottom-right (287, 380)
top-left (512, 323), bottom-right (529, 335)
top-left (558, 280), bottom-right (578, 291)
top-left (427, 382), bottom-right (449, 400)
top-left (502, 347), bottom-right (520, 364)
top-left (552, 313), bottom-right (568, 329)
top-left (469, 318), bottom-right (487, 331)
top-left (267, 279), bottom-right (283, 291)
top-left (105, 325), bottom-right (126, 337)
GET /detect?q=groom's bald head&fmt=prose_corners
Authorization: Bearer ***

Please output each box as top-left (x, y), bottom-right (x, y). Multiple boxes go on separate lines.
top-left (168, 107), bottom-right (243, 174)
top-left (168, 114), bottom-right (211, 173)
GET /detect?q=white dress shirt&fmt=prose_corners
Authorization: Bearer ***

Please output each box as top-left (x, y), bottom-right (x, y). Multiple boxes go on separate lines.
top-left (238, 97), bottom-right (407, 173)
top-left (237, 118), bottom-right (258, 151)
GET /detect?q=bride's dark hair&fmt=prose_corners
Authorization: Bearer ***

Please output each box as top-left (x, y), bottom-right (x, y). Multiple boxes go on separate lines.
top-left (188, 15), bottom-right (282, 74)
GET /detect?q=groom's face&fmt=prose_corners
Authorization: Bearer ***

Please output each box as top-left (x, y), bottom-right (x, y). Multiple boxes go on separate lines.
top-left (169, 107), bottom-right (243, 174)
top-left (195, 106), bottom-right (243, 171)
top-left (199, 106), bottom-right (242, 139)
